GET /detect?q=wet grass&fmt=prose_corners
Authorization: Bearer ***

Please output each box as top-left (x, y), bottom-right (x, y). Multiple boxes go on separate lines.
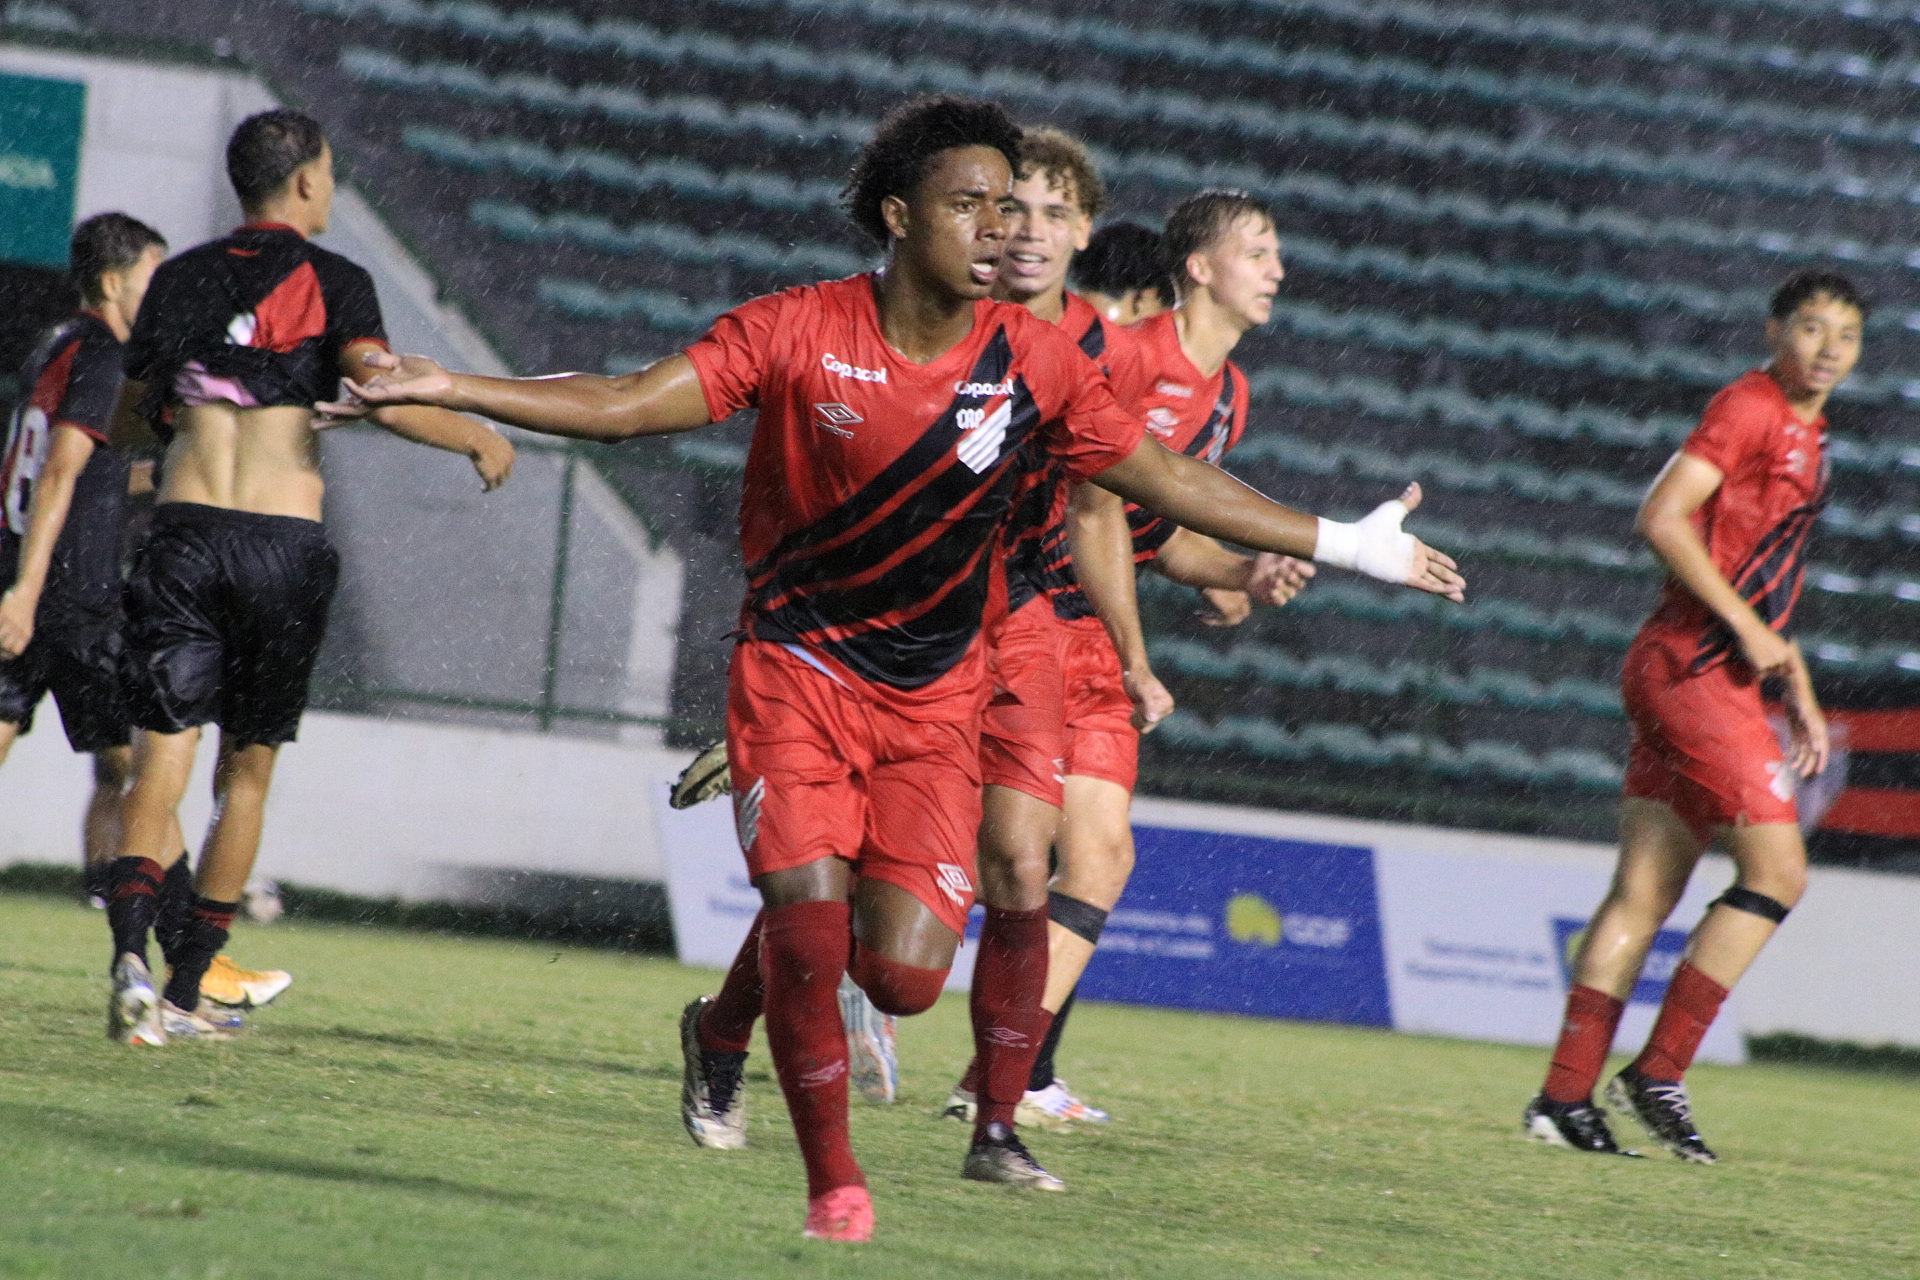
top-left (2, 894), bottom-right (1917, 1279)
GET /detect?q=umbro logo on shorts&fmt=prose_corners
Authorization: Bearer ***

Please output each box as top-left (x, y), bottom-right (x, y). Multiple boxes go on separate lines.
top-left (813, 402), bottom-right (861, 438)
top-left (734, 776), bottom-right (766, 850)
top-left (935, 862), bottom-right (974, 906)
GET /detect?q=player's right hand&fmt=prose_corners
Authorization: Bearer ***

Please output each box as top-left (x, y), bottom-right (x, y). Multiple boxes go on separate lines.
top-left (1124, 664), bottom-right (1175, 733)
top-left (0, 586), bottom-right (35, 661)
top-left (315, 351), bottom-right (456, 419)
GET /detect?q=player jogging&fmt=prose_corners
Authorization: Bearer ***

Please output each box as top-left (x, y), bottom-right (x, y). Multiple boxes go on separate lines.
top-left (1524, 270), bottom-right (1859, 1163)
top-left (948, 188), bottom-right (1328, 1127)
top-left (101, 109), bottom-right (514, 1047)
top-left (322, 96), bottom-right (1464, 1243)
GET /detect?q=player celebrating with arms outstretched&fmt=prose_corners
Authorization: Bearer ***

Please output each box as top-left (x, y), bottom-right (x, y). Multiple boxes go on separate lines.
top-left (1525, 271), bottom-right (1859, 1162)
top-left (325, 96), bottom-right (1464, 1243)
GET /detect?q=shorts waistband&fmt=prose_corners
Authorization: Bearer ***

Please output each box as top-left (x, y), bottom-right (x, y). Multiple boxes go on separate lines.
top-left (151, 502), bottom-right (329, 540)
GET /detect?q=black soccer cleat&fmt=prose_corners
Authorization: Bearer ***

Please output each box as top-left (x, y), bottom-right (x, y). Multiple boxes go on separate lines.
top-left (1523, 1093), bottom-right (1638, 1156)
top-left (961, 1121), bottom-right (1065, 1191)
top-left (1605, 1068), bottom-right (1717, 1164)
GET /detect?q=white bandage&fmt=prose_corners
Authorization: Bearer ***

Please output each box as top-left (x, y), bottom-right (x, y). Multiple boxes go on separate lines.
top-left (1314, 499), bottom-right (1416, 584)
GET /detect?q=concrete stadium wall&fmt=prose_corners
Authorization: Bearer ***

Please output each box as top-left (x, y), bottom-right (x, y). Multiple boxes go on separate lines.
top-left (0, 709), bottom-right (680, 895)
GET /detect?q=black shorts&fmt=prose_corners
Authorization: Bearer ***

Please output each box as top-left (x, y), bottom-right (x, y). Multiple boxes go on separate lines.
top-left (0, 618), bottom-right (130, 753)
top-left (121, 503), bottom-right (339, 747)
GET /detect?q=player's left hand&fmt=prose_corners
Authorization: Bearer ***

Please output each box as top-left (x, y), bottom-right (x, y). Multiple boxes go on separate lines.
top-left (1124, 664), bottom-right (1175, 734)
top-left (1196, 587), bottom-right (1251, 627)
top-left (0, 586), bottom-right (36, 661)
top-left (1247, 553), bottom-right (1314, 607)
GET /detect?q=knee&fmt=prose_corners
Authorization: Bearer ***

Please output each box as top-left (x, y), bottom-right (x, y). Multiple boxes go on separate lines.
top-left (1736, 864), bottom-right (1807, 911)
top-left (849, 943), bottom-right (946, 1016)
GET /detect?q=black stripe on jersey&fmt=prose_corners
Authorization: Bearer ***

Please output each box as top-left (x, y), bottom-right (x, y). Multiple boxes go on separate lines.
top-left (1189, 365), bottom-right (1237, 464)
top-left (1078, 319), bottom-right (1107, 360)
top-left (746, 329), bottom-right (1046, 687)
top-left (1691, 493), bottom-right (1827, 673)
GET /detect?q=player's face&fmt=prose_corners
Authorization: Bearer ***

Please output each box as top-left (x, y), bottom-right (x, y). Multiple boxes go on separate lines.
top-left (1767, 293), bottom-right (1863, 398)
top-left (892, 145), bottom-right (1014, 302)
top-left (1192, 214), bottom-right (1284, 329)
top-left (998, 170), bottom-right (1090, 303)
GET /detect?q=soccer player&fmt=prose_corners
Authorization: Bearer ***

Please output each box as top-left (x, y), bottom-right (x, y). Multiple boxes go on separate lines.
top-left (101, 109), bottom-right (514, 1047)
top-left (1071, 221), bottom-right (1174, 328)
top-left (1, 214), bottom-right (166, 895)
top-left (950, 187), bottom-right (1324, 1127)
top-left (323, 95), bottom-right (1463, 1242)
top-left (1524, 270), bottom-right (1858, 1163)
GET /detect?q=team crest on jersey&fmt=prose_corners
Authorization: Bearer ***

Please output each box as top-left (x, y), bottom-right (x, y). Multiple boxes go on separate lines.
top-left (734, 776), bottom-right (766, 851)
top-left (934, 862), bottom-right (974, 906)
top-left (813, 402), bottom-right (861, 438)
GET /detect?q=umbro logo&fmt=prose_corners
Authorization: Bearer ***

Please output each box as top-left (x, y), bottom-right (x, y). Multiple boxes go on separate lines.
top-left (934, 862), bottom-right (974, 906)
top-left (813, 402), bottom-right (861, 438)
top-left (1145, 406), bottom-right (1180, 435)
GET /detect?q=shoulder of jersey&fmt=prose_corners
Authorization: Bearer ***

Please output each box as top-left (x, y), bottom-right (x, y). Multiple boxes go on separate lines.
top-left (1707, 368), bottom-right (1784, 417)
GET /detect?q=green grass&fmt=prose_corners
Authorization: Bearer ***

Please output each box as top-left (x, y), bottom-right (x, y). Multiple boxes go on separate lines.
top-left (2, 895), bottom-right (1917, 1279)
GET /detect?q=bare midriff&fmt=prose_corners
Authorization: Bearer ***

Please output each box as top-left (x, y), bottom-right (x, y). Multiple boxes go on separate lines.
top-left (158, 403), bottom-right (325, 520)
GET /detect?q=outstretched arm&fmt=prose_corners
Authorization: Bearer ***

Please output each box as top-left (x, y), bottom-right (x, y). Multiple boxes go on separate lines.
top-left (1090, 439), bottom-right (1464, 600)
top-left (332, 343), bottom-right (515, 489)
top-left (1153, 527), bottom-right (1315, 627)
top-left (320, 349), bottom-right (713, 443)
top-left (1066, 483), bottom-right (1174, 732)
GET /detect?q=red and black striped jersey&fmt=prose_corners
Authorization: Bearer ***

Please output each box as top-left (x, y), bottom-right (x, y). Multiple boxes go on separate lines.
top-left (684, 274), bottom-right (1143, 715)
top-left (126, 222), bottom-right (387, 440)
top-left (1034, 307), bottom-right (1249, 621)
top-left (0, 311), bottom-right (130, 624)
top-left (1003, 291), bottom-right (1144, 615)
top-left (1638, 369), bottom-right (1828, 675)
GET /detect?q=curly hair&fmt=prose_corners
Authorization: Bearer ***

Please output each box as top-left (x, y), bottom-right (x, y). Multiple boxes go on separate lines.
top-left (1017, 127), bottom-right (1107, 220)
top-left (842, 96), bottom-right (1022, 245)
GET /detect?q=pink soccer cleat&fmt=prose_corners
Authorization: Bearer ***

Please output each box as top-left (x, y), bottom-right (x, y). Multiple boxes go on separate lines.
top-left (802, 1185), bottom-right (874, 1243)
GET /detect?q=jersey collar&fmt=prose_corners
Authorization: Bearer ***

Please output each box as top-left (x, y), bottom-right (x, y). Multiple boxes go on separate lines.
top-left (234, 220), bottom-right (307, 238)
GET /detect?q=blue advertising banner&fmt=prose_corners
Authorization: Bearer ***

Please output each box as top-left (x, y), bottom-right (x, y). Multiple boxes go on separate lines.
top-left (1079, 826), bottom-right (1390, 1026)
top-left (0, 72), bottom-right (86, 269)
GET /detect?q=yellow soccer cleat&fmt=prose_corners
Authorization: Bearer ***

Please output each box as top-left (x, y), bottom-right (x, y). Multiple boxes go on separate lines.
top-left (199, 954), bottom-right (293, 1008)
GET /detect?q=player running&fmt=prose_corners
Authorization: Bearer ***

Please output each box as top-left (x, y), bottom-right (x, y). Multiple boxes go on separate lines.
top-left (1524, 270), bottom-right (1859, 1163)
top-left (100, 109), bottom-right (514, 1047)
top-left (948, 187), bottom-right (1326, 1128)
top-left (322, 96), bottom-right (1464, 1243)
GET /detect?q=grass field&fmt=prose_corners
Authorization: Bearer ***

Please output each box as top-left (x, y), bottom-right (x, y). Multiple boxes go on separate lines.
top-left (3, 894), bottom-right (1917, 1280)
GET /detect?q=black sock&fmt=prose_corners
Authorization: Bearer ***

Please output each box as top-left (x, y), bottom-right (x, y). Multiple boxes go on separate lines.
top-left (161, 896), bottom-right (238, 1010)
top-left (104, 857), bottom-right (165, 968)
top-left (1027, 987), bottom-right (1077, 1093)
top-left (82, 861), bottom-right (110, 902)
top-left (154, 856), bottom-right (195, 967)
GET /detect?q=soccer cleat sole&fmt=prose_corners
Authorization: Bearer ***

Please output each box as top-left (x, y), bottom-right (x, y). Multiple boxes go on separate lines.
top-left (839, 977), bottom-right (898, 1106)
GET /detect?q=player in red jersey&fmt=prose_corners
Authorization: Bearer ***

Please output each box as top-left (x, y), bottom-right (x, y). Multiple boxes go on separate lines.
top-left (100, 111), bottom-right (513, 1048)
top-left (948, 186), bottom-right (1330, 1126)
top-left (1525, 271), bottom-right (1859, 1163)
top-left (323, 96), bottom-right (1464, 1242)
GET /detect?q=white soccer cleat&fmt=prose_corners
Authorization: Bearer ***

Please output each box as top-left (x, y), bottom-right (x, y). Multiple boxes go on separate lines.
top-left (839, 976), bottom-right (898, 1106)
top-left (940, 1084), bottom-right (977, 1123)
top-left (1018, 1078), bottom-right (1110, 1130)
top-left (679, 996), bottom-right (748, 1149)
top-left (159, 999), bottom-right (235, 1042)
top-left (108, 954), bottom-right (165, 1046)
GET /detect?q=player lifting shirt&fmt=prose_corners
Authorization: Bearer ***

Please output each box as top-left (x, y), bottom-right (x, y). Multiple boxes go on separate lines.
top-left (321, 95), bottom-right (1464, 1244)
top-left (1524, 270), bottom-right (1858, 1163)
top-left (101, 110), bottom-right (514, 1047)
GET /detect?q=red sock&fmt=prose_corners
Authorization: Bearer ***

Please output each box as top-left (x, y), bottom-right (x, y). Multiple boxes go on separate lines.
top-left (1632, 961), bottom-right (1729, 1082)
top-left (1543, 985), bottom-right (1626, 1104)
top-left (969, 905), bottom-right (1053, 1140)
top-left (759, 900), bottom-right (864, 1198)
top-left (699, 911), bottom-right (765, 1053)
top-left (847, 942), bottom-right (946, 1016)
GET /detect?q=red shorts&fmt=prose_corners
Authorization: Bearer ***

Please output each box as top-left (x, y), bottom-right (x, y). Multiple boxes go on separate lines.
top-left (726, 641), bottom-right (982, 935)
top-left (1621, 635), bottom-right (1797, 846)
top-left (980, 595), bottom-right (1069, 807)
top-left (1060, 614), bottom-right (1138, 793)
